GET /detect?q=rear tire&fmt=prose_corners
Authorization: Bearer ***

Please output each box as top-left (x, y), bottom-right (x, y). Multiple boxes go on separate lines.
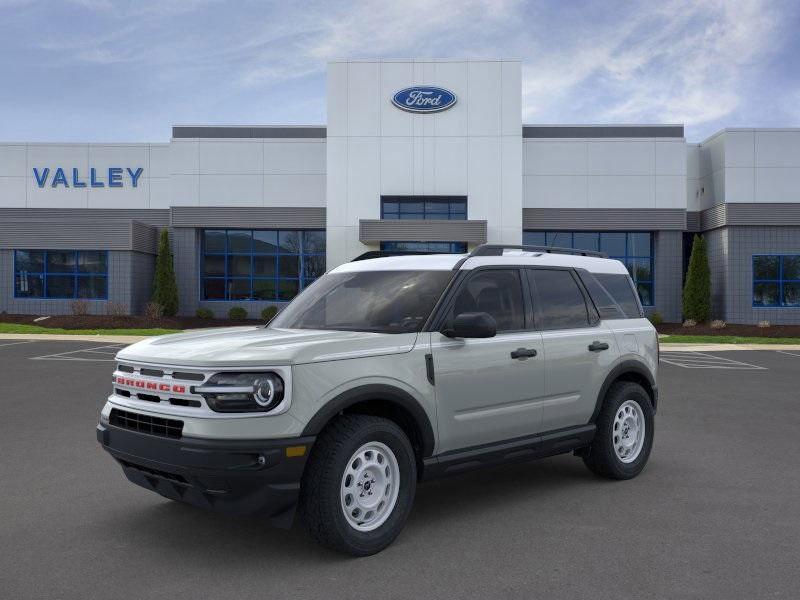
top-left (583, 381), bottom-right (654, 480)
top-left (299, 414), bottom-right (417, 556)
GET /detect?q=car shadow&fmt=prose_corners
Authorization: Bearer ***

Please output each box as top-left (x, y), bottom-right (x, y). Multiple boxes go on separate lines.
top-left (94, 454), bottom-right (599, 563)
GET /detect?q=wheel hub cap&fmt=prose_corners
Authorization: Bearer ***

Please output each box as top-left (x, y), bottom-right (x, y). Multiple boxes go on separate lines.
top-left (612, 400), bottom-right (646, 464)
top-left (340, 442), bottom-right (400, 532)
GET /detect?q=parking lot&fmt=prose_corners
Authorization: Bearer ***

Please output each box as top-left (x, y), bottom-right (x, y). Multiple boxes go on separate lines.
top-left (1, 340), bottom-right (799, 599)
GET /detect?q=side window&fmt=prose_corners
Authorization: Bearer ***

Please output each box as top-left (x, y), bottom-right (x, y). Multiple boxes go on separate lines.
top-left (593, 273), bottom-right (643, 318)
top-left (529, 269), bottom-right (590, 330)
top-left (448, 270), bottom-right (525, 332)
top-left (578, 271), bottom-right (626, 319)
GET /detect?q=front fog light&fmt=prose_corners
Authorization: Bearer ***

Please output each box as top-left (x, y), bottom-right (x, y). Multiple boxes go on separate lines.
top-left (194, 372), bottom-right (285, 413)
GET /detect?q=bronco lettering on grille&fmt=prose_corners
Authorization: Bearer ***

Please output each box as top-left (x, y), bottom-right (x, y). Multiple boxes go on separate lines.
top-left (115, 376), bottom-right (186, 394)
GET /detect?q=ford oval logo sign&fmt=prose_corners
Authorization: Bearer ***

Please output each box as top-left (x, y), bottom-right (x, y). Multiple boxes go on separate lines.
top-left (392, 86), bottom-right (457, 113)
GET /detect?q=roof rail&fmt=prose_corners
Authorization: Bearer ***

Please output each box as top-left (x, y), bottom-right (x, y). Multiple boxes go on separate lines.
top-left (351, 250), bottom-right (439, 262)
top-left (468, 244), bottom-right (607, 259)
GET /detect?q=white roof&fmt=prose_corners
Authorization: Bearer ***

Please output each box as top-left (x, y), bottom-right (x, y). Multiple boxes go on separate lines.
top-left (331, 250), bottom-right (629, 275)
top-left (331, 254), bottom-right (463, 273)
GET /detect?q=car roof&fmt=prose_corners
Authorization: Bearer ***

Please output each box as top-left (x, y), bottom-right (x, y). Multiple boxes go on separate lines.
top-left (330, 251), bottom-right (630, 275)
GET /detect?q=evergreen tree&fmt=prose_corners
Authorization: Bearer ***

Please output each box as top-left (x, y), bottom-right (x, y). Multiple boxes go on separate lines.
top-left (151, 229), bottom-right (179, 317)
top-left (682, 234), bottom-right (711, 322)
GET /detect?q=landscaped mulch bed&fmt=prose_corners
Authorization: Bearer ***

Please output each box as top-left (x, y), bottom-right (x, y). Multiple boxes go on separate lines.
top-left (0, 313), bottom-right (262, 330)
top-left (656, 322), bottom-right (800, 338)
top-left (3, 313), bottom-right (797, 337)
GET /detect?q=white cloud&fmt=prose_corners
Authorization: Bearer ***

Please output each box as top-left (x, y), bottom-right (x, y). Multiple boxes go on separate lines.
top-left (521, 0), bottom-right (784, 131)
top-left (232, 0), bottom-right (521, 88)
top-left (2, 0), bottom-right (796, 141)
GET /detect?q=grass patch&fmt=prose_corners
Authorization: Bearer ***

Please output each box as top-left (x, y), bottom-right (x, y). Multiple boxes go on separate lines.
top-left (0, 323), bottom-right (181, 336)
top-left (660, 334), bottom-right (800, 345)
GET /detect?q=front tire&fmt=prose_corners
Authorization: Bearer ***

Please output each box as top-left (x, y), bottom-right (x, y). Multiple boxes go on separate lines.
top-left (583, 381), bottom-right (654, 479)
top-left (299, 414), bottom-right (417, 556)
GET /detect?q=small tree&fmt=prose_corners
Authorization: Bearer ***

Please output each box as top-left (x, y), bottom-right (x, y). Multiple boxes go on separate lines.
top-left (683, 234), bottom-right (711, 322)
top-left (151, 229), bottom-right (179, 317)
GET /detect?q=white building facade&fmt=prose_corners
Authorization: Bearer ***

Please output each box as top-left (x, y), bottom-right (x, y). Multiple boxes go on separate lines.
top-left (1, 59), bottom-right (799, 324)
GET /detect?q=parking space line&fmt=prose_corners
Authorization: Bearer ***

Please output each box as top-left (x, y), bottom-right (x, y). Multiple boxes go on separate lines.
top-left (30, 344), bottom-right (125, 362)
top-left (0, 340), bottom-right (35, 349)
top-left (32, 357), bottom-right (116, 362)
top-left (776, 350), bottom-right (800, 358)
top-left (660, 351), bottom-right (767, 370)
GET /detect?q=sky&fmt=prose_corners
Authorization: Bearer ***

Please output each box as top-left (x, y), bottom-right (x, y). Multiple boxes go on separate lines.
top-left (1, 0), bottom-right (799, 143)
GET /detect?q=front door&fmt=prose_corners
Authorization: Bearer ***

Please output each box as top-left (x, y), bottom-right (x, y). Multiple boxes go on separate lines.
top-left (430, 268), bottom-right (546, 454)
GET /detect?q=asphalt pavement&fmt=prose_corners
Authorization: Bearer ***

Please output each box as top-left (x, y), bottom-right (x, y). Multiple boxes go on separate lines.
top-left (1, 340), bottom-right (799, 599)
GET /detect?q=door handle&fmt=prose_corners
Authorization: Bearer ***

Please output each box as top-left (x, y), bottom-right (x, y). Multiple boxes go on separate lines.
top-left (510, 348), bottom-right (538, 359)
top-left (588, 341), bottom-right (610, 352)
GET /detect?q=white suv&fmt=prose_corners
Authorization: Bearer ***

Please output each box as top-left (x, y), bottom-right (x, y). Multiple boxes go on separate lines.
top-left (97, 244), bottom-right (658, 556)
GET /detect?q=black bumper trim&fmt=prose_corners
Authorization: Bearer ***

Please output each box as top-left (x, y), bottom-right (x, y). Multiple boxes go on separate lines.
top-left (97, 422), bottom-right (315, 528)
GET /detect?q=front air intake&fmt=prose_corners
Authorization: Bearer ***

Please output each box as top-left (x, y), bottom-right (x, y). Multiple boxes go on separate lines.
top-left (109, 408), bottom-right (183, 439)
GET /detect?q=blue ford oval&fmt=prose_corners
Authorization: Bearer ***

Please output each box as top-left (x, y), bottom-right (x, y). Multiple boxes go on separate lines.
top-left (392, 86), bottom-right (457, 113)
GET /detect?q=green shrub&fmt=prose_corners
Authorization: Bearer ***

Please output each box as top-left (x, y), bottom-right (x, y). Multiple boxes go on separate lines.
top-left (196, 308), bottom-right (213, 319)
top-left (648, 312), bottom-right (663, 326)
top-left (682, 234), bottom-right (711, 322)
top-left (261, 306), bottom-right (278, 322)
top-left (151, 229), bottom-right (179, 317)
top-left (228, 306), bottom-right (248, 320)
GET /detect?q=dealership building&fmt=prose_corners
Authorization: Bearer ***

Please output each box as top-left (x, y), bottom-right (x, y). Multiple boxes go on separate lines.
top-left (1, 59), bottom-right (799, 324)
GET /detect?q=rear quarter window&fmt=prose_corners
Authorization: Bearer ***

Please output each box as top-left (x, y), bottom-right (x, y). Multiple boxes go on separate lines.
top-left (592, 273), bottom-right (643, 318)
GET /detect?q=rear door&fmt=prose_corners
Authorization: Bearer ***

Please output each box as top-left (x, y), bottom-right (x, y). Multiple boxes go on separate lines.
top-left (430, 268), bottom-right (546, 454)
top-left (528, 268), bottom-right (619, 432)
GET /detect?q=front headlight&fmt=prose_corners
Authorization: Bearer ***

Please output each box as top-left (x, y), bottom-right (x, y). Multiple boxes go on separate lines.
top-left (193, 372), bottom-right (285, 413)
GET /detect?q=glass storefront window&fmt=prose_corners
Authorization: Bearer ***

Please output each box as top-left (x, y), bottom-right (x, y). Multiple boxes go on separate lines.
top-left (13, 250), bottom-right (108, 299)
top-left (201, 229), bottom-right (325, 302)
top-left (381, 196), bottom-right (467, 220)
top-left (380, 241), bottom-right (467, 254)
top-left (753, 255), bottom-right (800, 307)
top-left (522, 231), bottom-right (654, 306)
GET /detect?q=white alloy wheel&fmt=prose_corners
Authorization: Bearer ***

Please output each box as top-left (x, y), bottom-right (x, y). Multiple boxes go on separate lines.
top-left (340, 442), bottom-right (400, 532)
top-left (612, 400), bottom-right (646, 463)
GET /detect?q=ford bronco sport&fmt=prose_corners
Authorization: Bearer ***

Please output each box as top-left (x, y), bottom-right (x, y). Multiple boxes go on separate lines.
top-left (97, 244), bottom-right (658, 556)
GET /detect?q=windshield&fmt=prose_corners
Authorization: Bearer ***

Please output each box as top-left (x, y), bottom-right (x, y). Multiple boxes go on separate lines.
top-left (270, 270), bottom-right (453, 333)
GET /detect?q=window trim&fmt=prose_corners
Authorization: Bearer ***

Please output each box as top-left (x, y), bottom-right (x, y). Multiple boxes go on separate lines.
top-left (13, 249), bottom-right (109, 300)
top-left (200, 229), bottom-right (325, 303)
top-left (752, 254), bottom-right (800, 308)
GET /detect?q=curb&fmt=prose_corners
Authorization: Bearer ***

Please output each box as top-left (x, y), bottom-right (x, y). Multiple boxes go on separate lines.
top-left (660, 343), bottom-right (800, 352)
top-left (0, 333), bottom-right (150, 343)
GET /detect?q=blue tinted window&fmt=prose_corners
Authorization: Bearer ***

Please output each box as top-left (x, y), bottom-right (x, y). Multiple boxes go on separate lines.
top-left (573, 232), bottom-right (599, 252)
top-left (753, 255), bottom-right (800, 307)
top-left (14, 250), bottom-right (107, 299)
top-left (202, 229), bottom-right (325, 302)
top-left (380, 241), bottom-right (467, 254)
top-left (522, 231), bottom-right (654, 306)
top-left (381, 196), bottom-right (467, 220)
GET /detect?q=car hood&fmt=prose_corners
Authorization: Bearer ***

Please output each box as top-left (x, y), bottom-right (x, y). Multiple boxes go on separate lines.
top-left (115, 326), bottom-right (419, 367)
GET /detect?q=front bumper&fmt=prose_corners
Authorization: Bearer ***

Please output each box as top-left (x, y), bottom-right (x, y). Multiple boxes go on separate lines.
top-left (97, 422), bottom-right (315, 528)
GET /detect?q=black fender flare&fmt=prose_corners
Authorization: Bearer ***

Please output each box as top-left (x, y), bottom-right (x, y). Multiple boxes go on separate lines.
top-left (590, 359), bottom-right (658, 423)
top-left (301, 384), bottom-right (436, 458)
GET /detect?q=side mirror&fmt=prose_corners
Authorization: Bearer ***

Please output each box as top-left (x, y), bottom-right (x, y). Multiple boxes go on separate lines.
top-left (442, 312), bottom-right (497, 338)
